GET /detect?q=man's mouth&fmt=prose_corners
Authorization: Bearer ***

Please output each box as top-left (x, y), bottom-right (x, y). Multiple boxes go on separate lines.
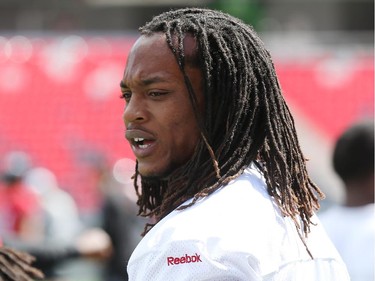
top-left (132, 137), bottom-right (151, 149)
top-left (126, 129), bottom-right (156, 157)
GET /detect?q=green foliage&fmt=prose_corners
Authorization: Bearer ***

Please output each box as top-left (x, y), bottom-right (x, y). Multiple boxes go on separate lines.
top-left (209, 0), bottom-right (264, 30)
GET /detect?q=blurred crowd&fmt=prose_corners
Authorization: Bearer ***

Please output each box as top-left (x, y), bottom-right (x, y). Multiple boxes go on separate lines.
top-left (0, 150), bottom-right (146, 281)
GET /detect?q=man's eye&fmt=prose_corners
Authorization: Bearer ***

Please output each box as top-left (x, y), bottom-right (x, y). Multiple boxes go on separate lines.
top-left (120, 92), bottom-right (131, 102)
top-left (149, 91), bottom-right (166, 97)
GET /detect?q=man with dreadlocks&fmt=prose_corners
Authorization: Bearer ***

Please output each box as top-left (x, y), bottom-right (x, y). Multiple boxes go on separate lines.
top-left (120, 7), bottom-right (349, 280)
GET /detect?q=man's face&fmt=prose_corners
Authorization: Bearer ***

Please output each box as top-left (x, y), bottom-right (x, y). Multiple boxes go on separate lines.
top-left (121, 33), bottom-right (204, 178)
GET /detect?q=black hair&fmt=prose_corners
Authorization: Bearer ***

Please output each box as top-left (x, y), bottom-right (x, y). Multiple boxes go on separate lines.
top-left (132, 8), bottom-right (324, 254)
top-left (0, 247), bottom-right (44, 281)
top-left (333, 119), bottom-right (374, 183)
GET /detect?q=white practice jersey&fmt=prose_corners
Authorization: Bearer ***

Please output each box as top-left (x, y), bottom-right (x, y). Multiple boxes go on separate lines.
top-left (128, 164), bottom-right (350, 281)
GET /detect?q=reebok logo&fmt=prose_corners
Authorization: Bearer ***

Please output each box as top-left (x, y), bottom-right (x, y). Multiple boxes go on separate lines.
top-left (167, 253), bottom-right (202, 266)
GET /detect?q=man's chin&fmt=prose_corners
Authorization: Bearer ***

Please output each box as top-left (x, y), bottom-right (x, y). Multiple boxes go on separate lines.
top-left (137, 163), bottom-right (174, 180)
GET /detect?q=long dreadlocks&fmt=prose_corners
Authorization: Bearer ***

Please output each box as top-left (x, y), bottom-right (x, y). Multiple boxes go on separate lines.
top-left (0, 247), bottom-right (44, 281)
top-left (132, 8), bottom-right (324, 244)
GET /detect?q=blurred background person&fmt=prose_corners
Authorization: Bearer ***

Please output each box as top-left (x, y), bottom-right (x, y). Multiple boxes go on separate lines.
top-left (0, 151), bottom-right (44, 243)
top-left (4, 225), bottom-right (112, 281)
top-left (24, 166), bottom-right (84, 280)
top-left (81, 153), bottom-right (147, 281)
top-left (319, 119), bottom-right (374, 281)
top-left (100, 176), bottom-right (146, 281)
top-left (25, 167), bottom-right (83, 247)
top-left (1, 160), bottom-right (113, 281)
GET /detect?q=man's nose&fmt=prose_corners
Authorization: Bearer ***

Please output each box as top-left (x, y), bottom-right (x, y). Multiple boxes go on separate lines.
top-left (123, 95), bottom-right (147, 124)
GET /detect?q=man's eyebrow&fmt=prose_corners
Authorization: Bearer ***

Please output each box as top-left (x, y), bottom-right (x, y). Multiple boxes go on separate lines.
top-left (120, 75), bottom-right (169, 88)
top-left (140, 76), bottom-right (168, 86)
top-left (119, 81), bottom-right (127, 88)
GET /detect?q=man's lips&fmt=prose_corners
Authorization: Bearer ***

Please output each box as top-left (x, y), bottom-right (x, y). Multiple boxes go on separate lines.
top-left (125, 129), bottom-right (155, 142)
top-left (125, 129), bottom-right (156, 158)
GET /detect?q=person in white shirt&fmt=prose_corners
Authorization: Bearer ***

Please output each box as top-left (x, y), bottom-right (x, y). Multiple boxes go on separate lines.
top-left (320, 119), bottom-right (374, 281)
top-left (119, 7), bottom-right (350, 280)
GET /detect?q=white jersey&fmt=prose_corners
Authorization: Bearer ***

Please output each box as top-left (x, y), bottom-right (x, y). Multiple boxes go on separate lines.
top-left (128, 164), bottom-right (350, 280)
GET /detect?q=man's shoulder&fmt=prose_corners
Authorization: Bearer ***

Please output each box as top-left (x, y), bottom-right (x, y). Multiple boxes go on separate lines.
top-left (134, 165), bottom-right (285, 254)
top-left (172, 165), bottom-right (273, 225)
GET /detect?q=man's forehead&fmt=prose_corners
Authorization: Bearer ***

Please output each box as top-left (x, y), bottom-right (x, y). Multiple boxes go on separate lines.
top-left (132, 32), bottom-right (198, 59)
top-left (180, 33), bottom-right (198, 59)
top-left (126, 33), bottom-right (170, 67)
top-left (170, 32), bottom-right (199, 67)
top-left (132, 33), bottom-right (166, 49)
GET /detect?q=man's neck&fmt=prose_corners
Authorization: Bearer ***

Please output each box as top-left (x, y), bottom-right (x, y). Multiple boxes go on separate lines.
top-left (344, 178), bottom-right (374, 207)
